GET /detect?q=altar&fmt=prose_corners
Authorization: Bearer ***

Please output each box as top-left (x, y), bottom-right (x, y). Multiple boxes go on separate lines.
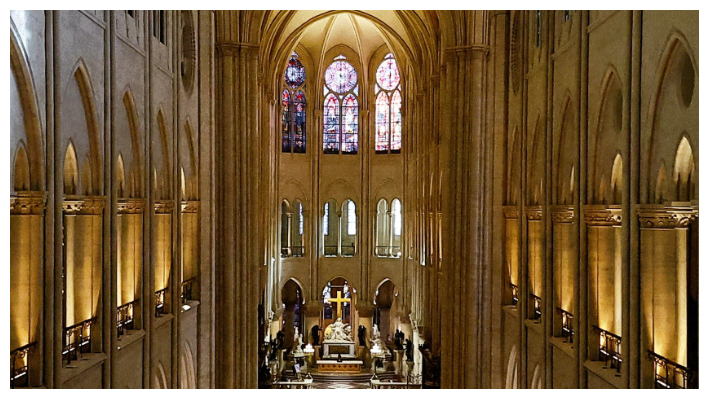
top-left (315, 317), bottom-right (363, 372)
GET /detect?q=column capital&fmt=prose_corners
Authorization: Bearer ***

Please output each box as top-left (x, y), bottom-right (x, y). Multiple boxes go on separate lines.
top-left (502, 205), bottom-right (519, 219)
top-left (117, 198), bottom-right (146, 214)
top-left (181, 200), bottom-right (200, 214)
top-left (10, 191), bottom-right (47, 215)
top-left (62, 196), bottom-right (105, 215)
top-left (583, 205), bottom-right (622, 226)
top-left (154, 199), bottom-right (175, 214)
top-left (215, 42), bottom-right (259, 58)
top-left (550, 205), bottom-right (575, 224)
top-left (636, 203), bottom-right (698, 229)
top-left (525, 205), bottom-right (543, 220)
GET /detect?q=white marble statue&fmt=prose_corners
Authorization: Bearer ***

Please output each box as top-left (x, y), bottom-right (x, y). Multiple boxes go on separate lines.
top-left (292, 327), bottom-right (304, 355)
top-left (325, 318), bottom-right (353, 342)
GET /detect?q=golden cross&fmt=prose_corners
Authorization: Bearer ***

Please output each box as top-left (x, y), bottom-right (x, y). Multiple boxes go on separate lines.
top-left (327, 291), bottom-right (351, 319)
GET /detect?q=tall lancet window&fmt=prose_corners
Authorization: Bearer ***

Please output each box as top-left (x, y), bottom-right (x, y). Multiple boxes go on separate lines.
top-left (323, 55), bottom-right (359, 154)
top-left (375, 53), bottom-right (402, 153)
top-left (282, 54), bottom-right (306, 153)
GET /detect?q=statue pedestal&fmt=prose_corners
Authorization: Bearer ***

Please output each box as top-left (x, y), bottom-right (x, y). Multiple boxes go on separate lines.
top-left (322, 341), bottom-right (356, 359)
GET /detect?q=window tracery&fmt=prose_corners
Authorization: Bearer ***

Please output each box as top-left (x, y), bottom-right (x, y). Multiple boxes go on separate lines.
top-left (374, 54), bottom-right (402, 153)
top-left (323, 57), bottom-right (359, 154)
top-left (282, 54), bottom-right (307, 153)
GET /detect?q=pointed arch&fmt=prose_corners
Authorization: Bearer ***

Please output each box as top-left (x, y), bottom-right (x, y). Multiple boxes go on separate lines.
top-left (183, 118), bottom-right (198, 200)
top-left (13, 143), bottom-right (30, 192)
top-left (72, 60), bottom-right (102, 194)
top-left (63, 142), bottom-right (79, 196)
top-left (117, 153), bottom-right (126, 198)
top-left (505, 345), bottom-right (518, 389)
top-left (673, 135), bottom-right (696, 201)
top-left (122, 89), bottom-right (143, 197)
top-left (10, 24), bottom-right (44, 191)
top-left (592, 68), bottom-right (623, 203)
top-left (156, 109), bottom-right (172, 199)
top-left (610, 153), bottom-right (623, 205)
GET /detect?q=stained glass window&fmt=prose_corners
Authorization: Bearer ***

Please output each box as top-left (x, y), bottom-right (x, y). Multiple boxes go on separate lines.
top-left (374, 54), bottom-right (402, 153)
top-left (285, 56), bottom-right (306, 89)
top-left (322, 57), bottom-right (359, 154)
top-left (323, 202), bottom-right (329, 236)
top-left (281, 90), bottom-right (291, 152)
top-left (282, 55), bottom-right (307, 153)
top-left (347, 200), bottom-right (356, 236)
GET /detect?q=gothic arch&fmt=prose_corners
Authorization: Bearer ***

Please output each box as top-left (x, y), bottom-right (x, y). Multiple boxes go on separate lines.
top-left (156, 108), bottom-right (172, 199)
top-left (507, 124), bottom-right (520, 205)
top-left (555, 93), bottom-right (576, 205)
top-left (13, 142), bottom-right (30, 192)
top-left (10, 24), bottom-right (44, 191)
top-left (182, 118), bottom-right (198, 200)
top-left (322, 179), bottom-right (358, 205)
top-left (281, 277), bottom-right (306, 305)
top-left (63, 141), bottom-right (79, 196)
top-left (505, 345), bottom-right (518, 389)
top-left (70, 59), bottom-right (103, 194)
top-left (527, 114), bottom-right (543, 204)
top-left (372, 178), bottom-right (400, 202)
top-left (154, 361), bottom-right (168, 389)
top-left (644, 33), bottom-right (698, 203)
top-left (122, 89), bottom-right (143, 197)
top-left (179, 341), bottom-right (196, 389)
top-left (116, 153), bottom-right (126, 198)
top-left (591, 68), bottom-right (624, 203)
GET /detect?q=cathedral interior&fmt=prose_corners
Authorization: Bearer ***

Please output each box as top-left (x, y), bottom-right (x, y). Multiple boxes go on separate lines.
top-left (9, 10), bottom-right (699, 389)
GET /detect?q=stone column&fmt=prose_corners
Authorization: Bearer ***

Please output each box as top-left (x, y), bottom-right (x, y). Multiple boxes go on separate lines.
top-left (636, 204), bottom-right (697, 388)
top-left (550, 205), bottom-right (576, 334)
top-left (503, 206), bottom-right (520, 304)
top-left (440, 39), bottom-right (489, 389)
top-left (583, 205), bottom-right (622, 358)
top-left (214, 11), bottom-right (262, 388)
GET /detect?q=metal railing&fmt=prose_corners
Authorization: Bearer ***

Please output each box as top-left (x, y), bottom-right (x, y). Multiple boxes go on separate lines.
top-left (10, 341), bottom-right (37, 388)
top-left (117, 299), bottom-right (139, 337)
top-left (648, 350), bottom-right (697, 389)
top-left (510, 283), bottom-right (519, 306)
top-left (594, 325), bottom-right (622, 374)
top-left (375, 246), bottom-right (390, 257)
top-left (181, 277), bottom-right (197, 303)
top-left (63, 317), bottom-right (96, 365)
top-left (557, 307), bottom-right (574, 343)
top-left (155, 288), bottom-right (168, 317)
top-left (530, 293), bottom-right (542, 320)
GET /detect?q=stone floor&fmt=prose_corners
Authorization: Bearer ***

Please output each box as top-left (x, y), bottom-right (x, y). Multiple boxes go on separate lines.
top-left (311, 380), bottom-right (371, 389)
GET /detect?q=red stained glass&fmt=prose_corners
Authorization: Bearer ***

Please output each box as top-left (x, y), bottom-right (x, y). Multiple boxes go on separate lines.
top-left (285, 57), bottom-right (306, 89)
top-left (376, 56), bottom-right (400, 90)
top-left (323, 94), bottom-right (340, 153)
top-left (281, 89), bottom-right (291, 152)
top-left (391, 90), bottom-right (402, 151)
top-left (325, 60), bottom-right (358, 94)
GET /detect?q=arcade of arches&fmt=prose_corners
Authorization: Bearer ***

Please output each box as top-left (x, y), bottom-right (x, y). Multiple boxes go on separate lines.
top-left (9, 10), bottom-right (699, 389)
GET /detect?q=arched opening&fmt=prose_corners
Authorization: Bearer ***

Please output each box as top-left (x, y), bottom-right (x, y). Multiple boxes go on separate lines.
top-left (373, 279), bottom-right (397, 344)
top-left (13, 144), bottom-right (30, 192)
top-left (281, 279), bottom-right (304, 351)
top-left (322, 199), bottom-right (339, 257)
top-left (117, 153), bottom-right (126, 198)
top-left (610, 153), bottom-right (623, 205)
top-left (63, 143), bottom-right (79, 196)
top-left (673, 135), bottom-right (695, 201)
top-left (280, 200), bottom-right (291, 257)
top-left (505, 346), bottom-right (518, 389)
top-left (375, 199), bottom-right (389, 257)
top-left (321, 277), bottom-right (355, 332)
top-left (341, 199), bottom-right (356, 257)
top-left (291, 200), bottom-right (304, 257)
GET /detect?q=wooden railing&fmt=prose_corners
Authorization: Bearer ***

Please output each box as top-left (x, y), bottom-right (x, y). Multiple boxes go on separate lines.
top-left (63, 317), bottom-right (96, 364)
top-left (10, 341), bottom-right (37, 388)
top-left (117, 299), bottom-right (139, 337)
top-left (557, 307), bottom-right (574, 343)
top-left (648, 350), bottom-right (698, 389)
top-left (594, 325), bottom-right (622, 374)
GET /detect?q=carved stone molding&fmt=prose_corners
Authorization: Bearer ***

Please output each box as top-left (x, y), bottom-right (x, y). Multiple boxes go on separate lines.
top-left (63, 196), bottom-right (106, 215)
top-left (583, 205), bottom-right (622, 226)
top-left (154, 200), bottom-right (175, 214)
top-left (503, 205), bottom-right (519, 219)
top-left (550, 205), bottom-right (575, 224)
top-left (525, 205), bottom-right (543, 220)
top-left (215, 42), bottom-right (259, 57)
top-left (10, 191), bottom-right (47, 215)
top-left (181, 200), bottom-right (200, 214)
top-left (117, 198), bottom-right (146, 214)
top-left (637, 204), bottom-right (698, 229)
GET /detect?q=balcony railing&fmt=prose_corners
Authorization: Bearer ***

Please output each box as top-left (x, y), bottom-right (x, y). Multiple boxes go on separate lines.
top-left (594, 325), bottom-right (622, 374)
top-left (155, 288), bottom-right (168, 317)
top-left (557, 308), bottom-right (574, 343)
top-left (510, 283), bottom-right (519, 306)
top-left (648, 350), bottom-right (698, 389)
top-left (376, 246), bottom-right (402, 258)
top-left (181, 277), bottom-right (197, 303)
top-left (63, 317), bottom-right (96, 365)
top-left (117, 299), bottom-right (139, 337)
top-left (10, 341), bottom-right (37, 388)
top-left (530, 294), bottom-right (542, 320)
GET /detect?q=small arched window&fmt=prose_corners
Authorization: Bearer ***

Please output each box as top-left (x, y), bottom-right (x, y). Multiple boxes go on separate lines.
top-left (391, 199), bottom-right (402, 257)
top-left (375, 199), bottom-right (389, 256)
top-left (280, 200), bottom-right (291, 257)
top-left (375, 53), bottom-right (402, 153)
top-left (323, 56), bottom-right (359, 154)
top-left (341, 200), bottom-right (356, 257)
top-left (282, 54), bottom-right (306, 153)
top-left (291, 200), bottom-right (304, 257)
top-left (323, 200), bottom-right (339, 257)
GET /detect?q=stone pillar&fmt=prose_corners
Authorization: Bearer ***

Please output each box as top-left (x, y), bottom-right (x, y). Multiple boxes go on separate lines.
top-left (10, 192), bottom-right (46, 387)
top-left (440, 37), bottom-right (490, 388)
top-left (503, 206), bottom-right (520, 304)
top-left (584, 205), bottom-right (622, 357)
top-left (550, 206), bottom-right (576, 335)
top-left (637, 204), bottom-right (697, 387)
top-left (526, 206), bottom-right (543, 318)
top-left (117, 199), bottom-right (145, 310)
top-left (214, 11), bottom-right (262, 388)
